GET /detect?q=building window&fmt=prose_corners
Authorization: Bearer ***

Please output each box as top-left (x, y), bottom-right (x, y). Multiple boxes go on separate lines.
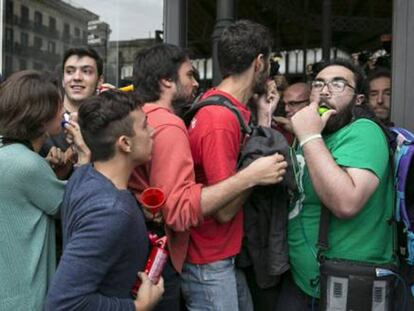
top-left (75, 27), bottom-right (80, 37)
top-left (6, 0), bottom-right (13, 14)
top-left (19, 59), bottom-right (27, 70)
top-left (121, 65), bottom-right (133, 79)
top-left (34, 36), bottom-right (43, 50)
top-left (48, 41), bottom-right (56, 54)
top-left (21, 5), bottom-right (29, 23)
top-left (34, 11), bottom-right (43, 27)
top-left (5, 28), bottom-right (13, 43)
top-left (5, 28), bottom-right (14, 52)
top-left (64, 23), bottom-right (70, 36)
top-left (6, 0), bottom-right (13, 23)
top-left (5, 55), bottom-right (13, 77)
top-left (33, 62), bottom-right (43, 70)
top-left (49, 17), bottom-right (56, 30)
top-left (21, 32), bottom-right (29, 47)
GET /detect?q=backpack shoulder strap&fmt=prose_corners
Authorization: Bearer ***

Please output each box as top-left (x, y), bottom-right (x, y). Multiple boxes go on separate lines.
top-left (183, 94), bottom-right (252, 136)
top-left (392, 127), bottom-right (414, 138)
top-left (317, 204), bottom-right (331, 263)
top-left (390, 127), bottom-right (414, 228)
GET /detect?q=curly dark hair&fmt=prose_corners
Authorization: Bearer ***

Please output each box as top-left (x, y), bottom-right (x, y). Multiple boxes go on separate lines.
top-left (133, 43), bottom-right (189, 103)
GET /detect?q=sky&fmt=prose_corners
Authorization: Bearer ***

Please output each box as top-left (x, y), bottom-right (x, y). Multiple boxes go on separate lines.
top-left (64, 0), bottom-right (164, 41)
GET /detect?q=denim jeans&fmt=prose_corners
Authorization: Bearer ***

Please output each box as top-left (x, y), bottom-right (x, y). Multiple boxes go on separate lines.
top-left (181, 257), bottom-right (253, 311)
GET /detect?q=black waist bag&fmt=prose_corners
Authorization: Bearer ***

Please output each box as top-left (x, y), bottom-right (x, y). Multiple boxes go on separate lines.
top-left (319, 257), bottom-right (397, 311)
top-left (317, 206), bottom-right (398, 311)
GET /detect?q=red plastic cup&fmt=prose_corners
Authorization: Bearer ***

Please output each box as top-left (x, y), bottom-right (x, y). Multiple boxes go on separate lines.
top-left (139, 187), bottom-right (166, 216)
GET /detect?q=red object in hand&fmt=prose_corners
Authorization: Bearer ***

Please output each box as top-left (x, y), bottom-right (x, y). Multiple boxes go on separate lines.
top-left (139, 187), bottom-right (166, 216)
top-left (131, 235), bottom-right (169, 298)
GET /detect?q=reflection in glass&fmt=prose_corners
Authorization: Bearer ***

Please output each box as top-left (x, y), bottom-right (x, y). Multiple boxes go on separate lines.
top-left (3, 0), bottom-right (163, 87)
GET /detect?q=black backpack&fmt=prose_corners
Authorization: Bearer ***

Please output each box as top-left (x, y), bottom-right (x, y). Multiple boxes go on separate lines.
top-left (183, 94), bottom-right (252, 136)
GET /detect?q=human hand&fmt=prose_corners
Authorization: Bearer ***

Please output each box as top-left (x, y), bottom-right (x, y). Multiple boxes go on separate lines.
top-left (256, 80), bottom-right (280, 127)
top-left (264, 80), bottom-right (279, 112)
top-left (99, 83), bottom-right (116, 93)
top-left (142, 207), bottom-right (164, 224)
top-left (46, 146), bottom-right (73, 179)
top-left (64, 112), bottom-right (78, 145)
top-left (134, 272), bottom-right (164, 311)
top-left (139, 188), bottom-right (165, 224)
top-left (272, 116), bottom-right (293, 133)
top-left (291, 101), bottom-right (336, 142)
top-left (244, 153), bottom-right (288, 186)
top-left (46, 146), bottom-right (65, 168)
top-left (64, 120), bottom-right (90, 165)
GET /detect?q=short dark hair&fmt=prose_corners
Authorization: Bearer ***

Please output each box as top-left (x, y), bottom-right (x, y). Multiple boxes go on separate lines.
top-left (0, 70), bottom-right (61, 141)
top-left (218, 20), bottom-right (272, 79)
top-left (78, 90), bottom-right (143, 162)
top-left (133, 43), bottom-right (189, 102)
top-left (314, 58), bottom-right (368, 98)
top-left (62, 47), bottom-right (103, 76)
top-left (367, 67), bottom-right (391, 85)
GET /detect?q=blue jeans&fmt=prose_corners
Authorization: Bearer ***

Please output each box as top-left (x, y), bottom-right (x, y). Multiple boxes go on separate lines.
top-left (181, 257), bottom-right (253, 311)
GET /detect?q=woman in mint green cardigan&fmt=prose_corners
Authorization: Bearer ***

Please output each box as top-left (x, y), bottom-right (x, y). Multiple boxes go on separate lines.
top-left (0, 70), bottom-right (74, 310)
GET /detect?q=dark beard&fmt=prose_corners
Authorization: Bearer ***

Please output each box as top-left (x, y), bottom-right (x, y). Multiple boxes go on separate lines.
top-left (171, 98), bottom-right (192, 118)
top-left (171, 81), bottom-right (194, 117)
top-left (322, 97), bottom-right (356, 134)
top-left (253, 63), bottom-right (270, 95)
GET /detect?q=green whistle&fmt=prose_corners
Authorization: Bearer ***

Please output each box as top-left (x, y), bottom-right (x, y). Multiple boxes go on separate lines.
top-left (318, 107), bottom-right (329, 116)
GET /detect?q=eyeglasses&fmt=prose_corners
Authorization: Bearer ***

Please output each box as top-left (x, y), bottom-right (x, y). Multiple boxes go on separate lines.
top-left (311, 79), bottom-right (355, 93)
top-left (283, 99), bottom-right (309, 107)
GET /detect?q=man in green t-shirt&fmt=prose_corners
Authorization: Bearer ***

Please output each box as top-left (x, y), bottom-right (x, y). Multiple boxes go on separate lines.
top-left (279, 59), bottom-right (395, 310)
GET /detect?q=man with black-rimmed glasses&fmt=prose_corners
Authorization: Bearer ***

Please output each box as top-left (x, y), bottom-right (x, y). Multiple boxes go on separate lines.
top-left (280, 59), bottom-right (395, 310)
top-left (273, 82), bottom-right (310, 145)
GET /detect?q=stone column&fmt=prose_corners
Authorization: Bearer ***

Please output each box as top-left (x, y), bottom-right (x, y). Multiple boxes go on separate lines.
top-left (212, 0), bottom-right (235, 85)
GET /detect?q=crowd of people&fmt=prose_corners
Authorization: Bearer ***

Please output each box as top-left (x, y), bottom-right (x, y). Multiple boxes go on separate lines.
top-left (0, 19), bottom-right (412, 311)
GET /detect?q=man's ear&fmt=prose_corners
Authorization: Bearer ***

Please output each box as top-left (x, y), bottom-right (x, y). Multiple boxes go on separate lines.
top-left (97, 75), bottom-right (104, 90)
top-left (160, 78), bottom-right (174, 89)
top-left (355, 94), bottom-right (365, 106)
top-left (118, 135), bottom-right (131, 153)
top-left (254, 54), bottom-right (265, 72)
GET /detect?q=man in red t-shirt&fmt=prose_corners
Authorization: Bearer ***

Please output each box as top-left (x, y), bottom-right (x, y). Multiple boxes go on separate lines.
top-left (183, 20), bottom-right (280, 311)
top-left (129, 43), bottom-right (287, 311)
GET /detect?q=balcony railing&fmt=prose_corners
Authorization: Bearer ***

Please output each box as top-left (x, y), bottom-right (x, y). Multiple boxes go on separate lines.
top-left (62, 33), bottom-right (73, 43)
top-left (13, 43), bottom-right (61, 63)
top-left (12, 15), bottom-right (61, 39)
top-left (13, 15), bottom-right (32, 30)
top-left (72, 37), bottom-right (87, 46)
